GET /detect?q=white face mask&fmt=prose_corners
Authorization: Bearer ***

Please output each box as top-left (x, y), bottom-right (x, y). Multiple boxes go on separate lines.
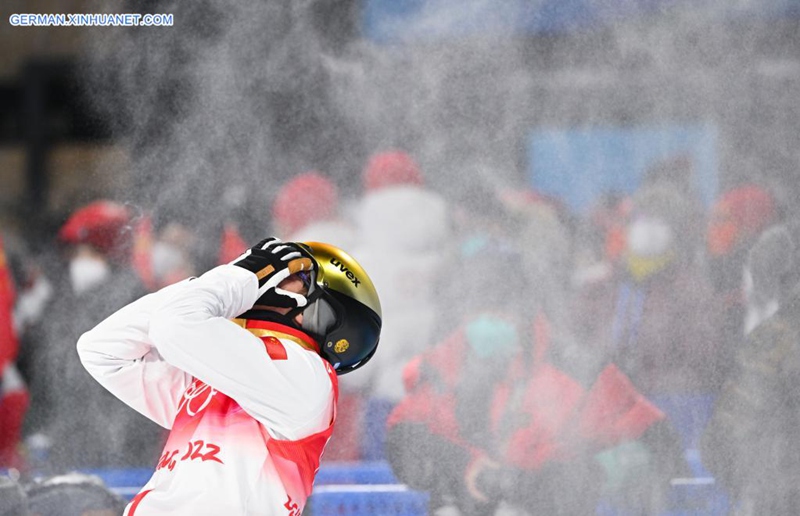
top-left (69, 255), bottom-right (110, 295)
top-left (627, 218), bottom-right (674, 257)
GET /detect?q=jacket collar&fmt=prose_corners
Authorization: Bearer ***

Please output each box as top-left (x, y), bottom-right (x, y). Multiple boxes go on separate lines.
top-left (232, 318), bottom-right (320, 354)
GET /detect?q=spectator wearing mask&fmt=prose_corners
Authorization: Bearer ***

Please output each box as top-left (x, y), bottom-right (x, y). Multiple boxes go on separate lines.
top-left (702, 222), bottom-right (800, 514)
top-left (641, 155), bottom-right (705, 245)
top-left (151, 219), bottom-right (199, 290)
top-left (576, 184), bottom-right (721, 395)
top-left (351, 150), bottom-right (451, 459)
top-left (26, 201), bottom-right (165, 471)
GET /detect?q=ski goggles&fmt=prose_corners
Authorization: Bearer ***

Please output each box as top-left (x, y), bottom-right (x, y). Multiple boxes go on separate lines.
top-left (296, 270), bottom-right (314, 291)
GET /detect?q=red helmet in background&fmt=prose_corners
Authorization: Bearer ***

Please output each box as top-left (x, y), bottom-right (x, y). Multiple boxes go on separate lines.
top-left (272, 171), bottom-right (338, 236)
top-left (708, 185), bottom-right (777, 257)
top-left (362, 150), bottom-right (423, 191)
top-left (58, 201), bottom-right (132, 262)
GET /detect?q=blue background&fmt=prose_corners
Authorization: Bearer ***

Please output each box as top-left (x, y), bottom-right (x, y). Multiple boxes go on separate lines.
top-left (527, 125), bottom-right (718, 215)
top-left (363, 0), bottom-right (800, 44)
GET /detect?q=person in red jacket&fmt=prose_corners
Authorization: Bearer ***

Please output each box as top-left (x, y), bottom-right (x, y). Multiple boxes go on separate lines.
top-left (387, 237), bottom-right (685, 515)
top-left (25, 200), bottom-right (163, 471)
top-left (0, 236), bottom-right (18, 380)
top-left (0, 235), bottom-right (28, 470)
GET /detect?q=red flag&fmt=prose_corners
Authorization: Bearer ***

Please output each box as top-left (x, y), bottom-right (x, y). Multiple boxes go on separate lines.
top-left (218, 223), bottom-right (247, 265)
top-left (577, 364), bottom-right (665, 448)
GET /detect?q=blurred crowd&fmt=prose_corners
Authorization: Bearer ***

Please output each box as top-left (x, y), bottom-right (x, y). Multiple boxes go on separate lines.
top-left (0, 472), bottom-right (126, 516)
top-left (0, 149), bottom-right (798, 514)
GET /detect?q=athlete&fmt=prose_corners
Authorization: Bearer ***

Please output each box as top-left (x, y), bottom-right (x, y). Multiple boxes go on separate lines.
top-left (77, 237), bottom-right (382, 515)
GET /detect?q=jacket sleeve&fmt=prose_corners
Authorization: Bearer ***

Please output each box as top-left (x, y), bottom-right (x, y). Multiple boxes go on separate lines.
top-left (77, 281), bottom-right (194, 429)
top-left (147, 265), bottom-right (334, 441)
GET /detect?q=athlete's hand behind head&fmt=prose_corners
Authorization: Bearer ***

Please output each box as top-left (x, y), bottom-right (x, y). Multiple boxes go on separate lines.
top-left (231, 237), bottom-right (317, 309)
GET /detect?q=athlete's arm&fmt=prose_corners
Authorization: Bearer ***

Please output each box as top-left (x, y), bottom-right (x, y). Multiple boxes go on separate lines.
top-left (148, 265), bottom-right (333, 440)
top-left (77, 281), bottom-right (194, 429)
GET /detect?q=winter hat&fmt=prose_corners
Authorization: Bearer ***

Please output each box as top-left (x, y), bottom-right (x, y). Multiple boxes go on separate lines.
top-left (272, 171), bottom-right (338, 236)
top-left (708, 184), bottom-right (776, 257)
top-left (58, 200), bottom-right (132, 261)
top-left (362, 150), bottom-right (423, 191)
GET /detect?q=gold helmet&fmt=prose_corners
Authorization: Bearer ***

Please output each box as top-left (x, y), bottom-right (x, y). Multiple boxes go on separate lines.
top-left (296, 242), bottom-right (382, 375)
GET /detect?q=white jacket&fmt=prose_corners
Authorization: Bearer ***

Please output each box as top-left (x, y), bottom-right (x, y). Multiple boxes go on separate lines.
top-left (351, 185), bottom-right (450, 401)
top-left (78, 265), bottom-right (335, 515)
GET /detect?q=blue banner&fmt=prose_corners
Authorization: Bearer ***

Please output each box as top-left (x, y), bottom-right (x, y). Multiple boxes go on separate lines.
top-left (363, 0), bottom-right (800, 44)
top-left (527, 125), bottom-right (718, 215)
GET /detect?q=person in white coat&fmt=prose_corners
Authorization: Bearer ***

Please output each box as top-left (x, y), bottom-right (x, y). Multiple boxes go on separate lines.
top-left (78, 238), bottom-right (381, 515)
top-left (351, 150), bottom-right (450, 459)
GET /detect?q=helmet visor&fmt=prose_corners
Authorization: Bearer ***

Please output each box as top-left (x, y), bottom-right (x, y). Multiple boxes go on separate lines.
top-left (301, 293), bottom-right (339, 336)
top-left (295, 268), bottom-right (339, 337)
